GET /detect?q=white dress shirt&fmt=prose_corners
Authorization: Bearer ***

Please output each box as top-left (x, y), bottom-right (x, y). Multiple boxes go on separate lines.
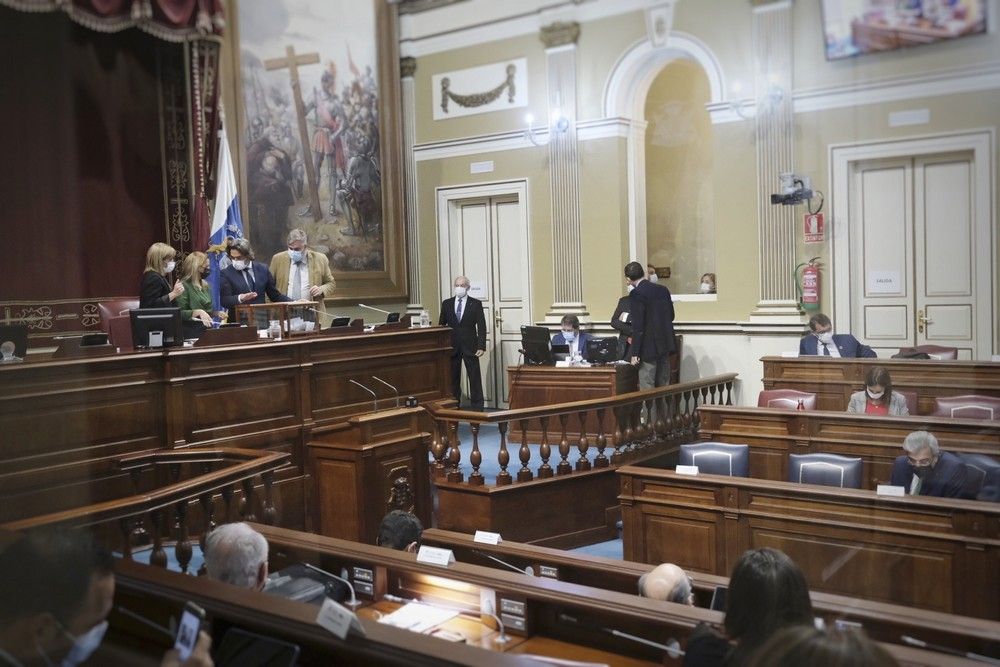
top-left (287, 259), bottom-right (311, 301)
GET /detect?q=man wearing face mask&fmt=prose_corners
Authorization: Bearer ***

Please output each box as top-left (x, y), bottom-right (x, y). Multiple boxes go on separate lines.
top-left (439, 276), bottom-right (488, 410)
top-left (798, 313), bottom-right (876, 358)
top-left (625, 261), bottom-right (676, 391)
top-left (268, 229), bottom-right (336, 319)
top-left (219, 238), bottom-right (293, 323)
top-left (552, 315), bottom-right (592, 360)
top-left (0, 527), bottom-right (212, 667)
top-left (889, 431), bottom-right (970, 498)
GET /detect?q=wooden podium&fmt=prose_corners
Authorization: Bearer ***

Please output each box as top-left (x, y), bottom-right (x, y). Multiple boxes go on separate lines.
top-left (507, 364), bottom-right (638, 442)
top-left (306, 407), bottom-right (431, 544)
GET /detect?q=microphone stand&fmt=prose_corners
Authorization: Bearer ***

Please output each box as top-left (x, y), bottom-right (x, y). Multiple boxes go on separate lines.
top-left (349, 379), bottom-right (378, 412)
top-left (371, 376), bottom-right (400, 408)
top-left (303, 563), bottom-right (362, 609)
top-left (472, 549), bottom-right (535, 577)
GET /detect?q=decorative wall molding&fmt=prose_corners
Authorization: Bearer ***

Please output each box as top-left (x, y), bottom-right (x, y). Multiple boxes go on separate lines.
top-left (540, 20), bottom-right (580, 49)
top-left (432, 58), bottom-right (528, 120)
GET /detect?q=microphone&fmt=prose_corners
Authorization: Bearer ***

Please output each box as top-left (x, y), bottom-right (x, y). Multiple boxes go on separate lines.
top-left (358, 303), bottom-right (392, 315)
top-left (472, 549), bottom-right (535, 577)
top-left (383, 593), bottom-right (510, 644)
top-left (558, 612), bottom-right (683, 658)
top-left (303, 563), bottom-right (361, 609)
top-left (349, 379), bottom-right (378, 412)
top-left (115, 605), bottom-right (173, 638)
top-left (371, 376), bottom-right (400, 408)
top-left (901, 636), bottom-right (1000, 664)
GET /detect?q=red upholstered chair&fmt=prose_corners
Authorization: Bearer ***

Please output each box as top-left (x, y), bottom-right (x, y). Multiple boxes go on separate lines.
top-left (757, 389), bottom-right (817, 410)
top-left (932, 395), bottom-right (1000, 420)
top-left (97, 299), bottom-right (139, 334)
top-left (897, 390), bottom-right (918, 415)
top-left (898, 345), bottom-right (959, 360)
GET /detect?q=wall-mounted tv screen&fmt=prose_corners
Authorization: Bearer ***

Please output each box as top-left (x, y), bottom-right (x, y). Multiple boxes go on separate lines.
top-left (821, 0), bottom-right (987, 61)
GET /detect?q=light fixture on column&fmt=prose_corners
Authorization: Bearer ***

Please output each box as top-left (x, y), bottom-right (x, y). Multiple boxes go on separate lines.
top-left (729, 79), bottom-right (785, 120)
top-left (524, 92), bottom-right (570, 146)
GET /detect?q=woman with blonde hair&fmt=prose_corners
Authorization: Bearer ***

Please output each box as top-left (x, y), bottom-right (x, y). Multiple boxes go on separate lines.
top-left (175, 251), bottom-right (218, 336)
top-left (139, 242), bottom-right (185, 309)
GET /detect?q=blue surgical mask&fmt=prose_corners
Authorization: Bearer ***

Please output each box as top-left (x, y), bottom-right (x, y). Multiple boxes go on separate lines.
top-left (40, 620), bottom-right (109, 667)
top-left (288, 249), bottom-right (304, 263)
top-left (562, 330), bottom-right (576, 342)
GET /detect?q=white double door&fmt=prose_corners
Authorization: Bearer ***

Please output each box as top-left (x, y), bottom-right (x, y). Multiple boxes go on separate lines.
top-left (845, 149), bottom-right (992, 359)
top-left (438, 183), bottom-right (530, 408)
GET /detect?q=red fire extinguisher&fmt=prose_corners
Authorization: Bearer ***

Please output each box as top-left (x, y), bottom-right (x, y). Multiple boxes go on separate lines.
top-left (794, 257), bottom-right (821, 311)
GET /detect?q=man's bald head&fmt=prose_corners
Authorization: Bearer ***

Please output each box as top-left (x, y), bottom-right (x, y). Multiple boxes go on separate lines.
top-left (638, 563), bottom-right (693, 605)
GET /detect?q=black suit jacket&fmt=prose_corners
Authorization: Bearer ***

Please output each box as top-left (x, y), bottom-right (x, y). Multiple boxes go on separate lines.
top-left (610, 295), bottom-right (633, 360)
top-left (439, 296), bottom-right (487, 357)
top-left (139, 271), bottom-right (174, 309)
top-left (889, 451), bottom-right (969, 499)
top-left (219, 261), bottom-right (291, 317)
top-left (629, 279), bottom-right (675, 362)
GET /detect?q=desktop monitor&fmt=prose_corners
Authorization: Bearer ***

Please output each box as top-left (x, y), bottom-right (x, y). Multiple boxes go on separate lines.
top-left (385, 312), bottom-right (401, 323)
top-left (129, 308), bottom-right (184, 348)
top-left (520, 325), bottom-right (554, 365)
top-left (585, 337), bottom-right (617, 364)
top-left (328, 316), bottom-right (351, 328)
top-left (0, 325), bottom-right (28, 359)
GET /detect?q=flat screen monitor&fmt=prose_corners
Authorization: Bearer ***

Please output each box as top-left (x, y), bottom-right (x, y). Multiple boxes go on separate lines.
top-left (585, 337), bottom-right (617, 364)
top-left (130, 308), bottom-right (184, 348)
top-left (0, 325), bottom-right (28, 359)
top-left (520, 325), bottom-right (554, 365)
top-left (386, 312), bottom-right (401, 323)
top-left (215, 627), bottom-right (301, 667)
top-left (821, 0), bottom-right (987, 61)
top-left (328, 316), bottom-right (351, 328)
top-left (709, 586), bottom-right (727, 612)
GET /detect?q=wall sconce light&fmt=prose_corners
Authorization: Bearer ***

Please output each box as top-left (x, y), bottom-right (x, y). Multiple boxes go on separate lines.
top-left (729, 79), bottom-right (785, 120)
top-left (524, 92), bottom-right (571, 147)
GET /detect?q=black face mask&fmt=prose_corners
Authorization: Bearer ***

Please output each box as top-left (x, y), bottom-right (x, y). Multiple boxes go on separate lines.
top-left (911, 464), bottom-right (932, 480)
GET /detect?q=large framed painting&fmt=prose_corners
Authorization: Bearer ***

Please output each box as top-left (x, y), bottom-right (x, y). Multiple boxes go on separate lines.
top-left (228, 0), bottom-right (406, 302)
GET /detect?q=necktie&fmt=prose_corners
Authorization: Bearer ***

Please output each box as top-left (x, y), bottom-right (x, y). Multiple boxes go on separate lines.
top-left (292, 262), bottom-right (302, 300)
top-left (822, 342), bottom-right (830, 356)
top-left (243, 269), bottom-right (255, 291)
top-left (456, 298), bottom-right (463, 321)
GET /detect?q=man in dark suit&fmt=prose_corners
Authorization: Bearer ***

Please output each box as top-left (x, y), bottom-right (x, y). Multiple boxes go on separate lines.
top-left (889, 430), bottom-right (969, 498)
top-left (551, 314), bottom-right (593, 360)
top-left (799, 312), bottom-right (876, 358)
top-left (610, 289), bottom-right (633, 361)
top-left (220, 238), bottom-right (292, 323)
top-left (625, 261), bottom-right (676, 389)
top-left (439, 275), bottom-right (487, 409)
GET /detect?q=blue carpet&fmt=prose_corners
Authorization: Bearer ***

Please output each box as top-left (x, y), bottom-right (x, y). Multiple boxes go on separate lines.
top-left (569, 539), bottom-right (624, 560)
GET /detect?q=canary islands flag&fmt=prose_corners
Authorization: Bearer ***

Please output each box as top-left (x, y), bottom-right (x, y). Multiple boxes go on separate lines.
top-left (207, 129), bottom-right (245, 312)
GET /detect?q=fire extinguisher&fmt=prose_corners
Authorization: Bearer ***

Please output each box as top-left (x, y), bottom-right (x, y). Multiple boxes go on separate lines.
top-left (794, 257), bottom-right (821, 311)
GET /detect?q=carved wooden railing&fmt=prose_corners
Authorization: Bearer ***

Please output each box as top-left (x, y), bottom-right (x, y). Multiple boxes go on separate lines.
top-left (424, 373), bottom-right (737, 487)
top-left (2, 448), bottom-right (289, 573)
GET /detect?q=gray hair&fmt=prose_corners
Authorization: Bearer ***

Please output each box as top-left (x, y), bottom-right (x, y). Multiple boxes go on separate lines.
top-left (287, 228), bottom-right (307, 244)
top-left (227, 238), bottom-right (255, 260)
top-left (205, 522), bottom-right (268, 589)
top-left (902, 430), bottom-right (939, 456)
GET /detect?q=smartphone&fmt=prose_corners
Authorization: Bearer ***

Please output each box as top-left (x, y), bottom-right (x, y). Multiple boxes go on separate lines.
top-left (174, 602), bottom-right (206, 661)
top-left (709, 586), bottom-right (727, 612)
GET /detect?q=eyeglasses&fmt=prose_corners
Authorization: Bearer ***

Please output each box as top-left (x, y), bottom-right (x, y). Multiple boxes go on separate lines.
top-left (906, 456), bottom-right (933, 466)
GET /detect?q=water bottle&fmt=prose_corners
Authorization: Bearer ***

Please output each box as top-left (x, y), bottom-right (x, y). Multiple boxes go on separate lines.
top-left (420, 310), bottom-right (430, 328)
top-left (269, 321), bottom-right (281, 341)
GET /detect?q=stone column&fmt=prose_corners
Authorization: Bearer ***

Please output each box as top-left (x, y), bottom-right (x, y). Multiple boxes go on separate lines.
top-left (750, 0), bottom-right (801, 321)
top-left (400, 56), bottom-right (424, 316)
top-left (541, 21), bottom-right (589, 322)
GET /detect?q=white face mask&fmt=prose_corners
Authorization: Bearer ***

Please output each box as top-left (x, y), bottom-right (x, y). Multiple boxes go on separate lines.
top-left (454, 286), bottom-right (468, 298)
top-left (699, 282), bottom-right (713, 293)
top-left (164, 260), bottom-right (176, 274)
top-left (57, 620), bottom-right (108, 667)
top-left (626, 284), bottom-right (634, 293)
top-left (232, 260), bottom-right (248, 271)
top-left (648, 273), bottom-right (658, 284)
top-left (867, 389), bottom-right (885, 400)
top-left (817, 331), bottom-right (834, 345)
top-left (562, 330), bottom-right (576, 342)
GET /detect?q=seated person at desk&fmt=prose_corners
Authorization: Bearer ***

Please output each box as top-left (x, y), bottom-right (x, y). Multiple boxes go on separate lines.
top-left (552, 314), bottom-right (592, 359)
top-left (269, 228), bottom-right (336, 313)
top-left (847, 366), bottom-right (909, 416)
top-left (376, 510), bottom-right (423, 553)
top-left (219, 238), bottom-right (292, 322)
top-left (610, 286), bottom-right (633, 360)
top-left (638, 563), bottom-right (694, 606)
top-left (0, 527), bottom-right (212, 667)
top-left (799, 313), bottom-right (876, 358)
top-left (205, 522), bottom-right (269, 591)
top-left (175, 252), bottom-right (219, 338)
top-left (684, 548), bottom-right (814, 667)
top-left (139, 242), bottom-right (185, 309)
top-left (889, 430), bottom-right (968, 499)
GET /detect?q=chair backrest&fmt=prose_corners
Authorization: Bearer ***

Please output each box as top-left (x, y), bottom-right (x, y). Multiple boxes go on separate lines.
top-left (107, 315), bottom-right (135, 352)
top-left (955, 453), bottom-right (1000, 501)
top-left (931, 395), bottom-right (1000, 420)
top-left (757, 389), bottom-right (817, 410)
top-left (897, 390), bottom-right (918, 416)
top-left (898, 345), bottom-right (959, 360)
top-left (98, 299), bottom-right (140, 334)
top-left (679, 443), bottom-right (749, 477)
top-left (788, 453), bottom-right (863, 489)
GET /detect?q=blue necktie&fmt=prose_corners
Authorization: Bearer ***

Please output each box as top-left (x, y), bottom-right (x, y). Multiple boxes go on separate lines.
top-left (456, 298), bottom-right (463, 321)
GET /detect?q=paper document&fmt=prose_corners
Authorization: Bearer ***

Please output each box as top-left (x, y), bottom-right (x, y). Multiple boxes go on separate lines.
top-left (378, 602), bottom-right (458, 633)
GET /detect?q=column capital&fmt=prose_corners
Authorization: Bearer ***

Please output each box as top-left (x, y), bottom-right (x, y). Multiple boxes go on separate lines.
top-left (540, 21), bottom-right (580, 49)
top-left (400, 56), bottom-right (417, 79)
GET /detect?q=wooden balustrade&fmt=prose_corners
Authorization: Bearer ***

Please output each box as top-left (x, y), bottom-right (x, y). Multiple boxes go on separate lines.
top-left (2, 447), bottom-right (289, 572)
top-left (425, 373), bottom-right (737, 488)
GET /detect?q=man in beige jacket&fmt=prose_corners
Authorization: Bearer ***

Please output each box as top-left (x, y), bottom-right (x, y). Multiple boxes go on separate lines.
top-left (269, 228), bottom-right (336, 316)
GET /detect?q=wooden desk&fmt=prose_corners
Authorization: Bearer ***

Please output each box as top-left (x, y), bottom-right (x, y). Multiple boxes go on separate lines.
top-left (761, 356), bottom-right (1000, 413)
top-left (0, 327), bottom-right (452, 529)
top-left (697, 405), bottom-right (1000, 489)
top-left (507, 364), bottom-right (638, 441)
top-left (422, 527), bottom-right (1000, 659)
top-left (618, 467), bottom-right (1000, 619)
